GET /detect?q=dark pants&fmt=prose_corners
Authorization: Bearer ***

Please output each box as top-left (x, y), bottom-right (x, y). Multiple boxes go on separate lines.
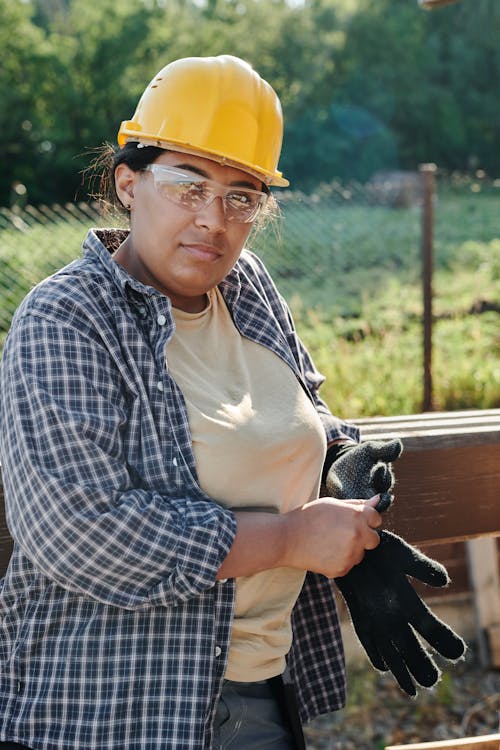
top-left (0, 744), bottom-right (33, 749)
top-left (214, 676), bottom-right (306, 750)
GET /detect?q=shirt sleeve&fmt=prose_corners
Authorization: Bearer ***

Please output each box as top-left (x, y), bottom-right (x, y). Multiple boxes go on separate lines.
top-left (0, 309), bottom-right (236, 610)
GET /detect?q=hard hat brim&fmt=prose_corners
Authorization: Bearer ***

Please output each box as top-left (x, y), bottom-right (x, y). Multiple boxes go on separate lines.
top-left (117, 128), bottom-right (289, 188)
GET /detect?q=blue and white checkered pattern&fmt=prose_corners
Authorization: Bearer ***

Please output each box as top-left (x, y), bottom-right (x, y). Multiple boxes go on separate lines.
top-left (0, 229), bottom-right (359, 749)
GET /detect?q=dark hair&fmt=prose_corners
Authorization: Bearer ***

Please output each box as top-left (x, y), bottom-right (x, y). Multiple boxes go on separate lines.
top-left (86, 142), bottom-right (164, 217)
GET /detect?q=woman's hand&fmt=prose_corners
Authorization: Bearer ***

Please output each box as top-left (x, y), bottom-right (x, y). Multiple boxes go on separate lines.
top-left (283, 495), bottom-right (382, 578)
top-left (217, 495), bottom-right (382, 580)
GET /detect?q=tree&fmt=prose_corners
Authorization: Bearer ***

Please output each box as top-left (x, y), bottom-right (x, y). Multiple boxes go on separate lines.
top-left (0, 0), bottom-right (55, 205)
top-left (2, 0), bottom-right (499, 204)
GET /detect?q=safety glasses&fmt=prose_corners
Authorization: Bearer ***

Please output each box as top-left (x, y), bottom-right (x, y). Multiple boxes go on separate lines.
top-left (144, 164), bottom-right (268, 223)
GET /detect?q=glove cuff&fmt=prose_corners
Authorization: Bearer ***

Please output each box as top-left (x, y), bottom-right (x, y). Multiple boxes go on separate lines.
top-left (321, 441), bottom-right (357, 484)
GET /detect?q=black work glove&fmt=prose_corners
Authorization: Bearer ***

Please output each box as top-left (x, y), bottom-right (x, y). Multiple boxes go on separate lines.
top-left (335, 530), bottom-right (467, 696)
top-left (323, 439), bottom-right (403, 512)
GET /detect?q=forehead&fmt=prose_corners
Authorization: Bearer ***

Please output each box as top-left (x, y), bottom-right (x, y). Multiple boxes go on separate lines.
top-left (153, 150), bottom-right (262, 189)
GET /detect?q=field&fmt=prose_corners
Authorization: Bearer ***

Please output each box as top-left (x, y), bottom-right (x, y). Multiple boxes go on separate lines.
top-left (255, 185), bottom-right (500, 417)
top-left (1, 184), bottom-right (499, 418)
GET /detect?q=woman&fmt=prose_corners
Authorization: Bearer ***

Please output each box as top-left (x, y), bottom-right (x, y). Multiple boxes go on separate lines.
top-left (0, 55), bottom-right (385, 749)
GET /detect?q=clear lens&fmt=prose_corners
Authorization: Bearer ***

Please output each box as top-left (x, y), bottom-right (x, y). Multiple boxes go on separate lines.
top-left (145, 165), bottom-right (266, 223)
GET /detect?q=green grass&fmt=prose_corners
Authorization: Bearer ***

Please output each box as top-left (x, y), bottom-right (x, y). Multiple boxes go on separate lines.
top-left (1, 188), bottom-right (498, 417)
top-left (252, 189), bottom-right (500, 417)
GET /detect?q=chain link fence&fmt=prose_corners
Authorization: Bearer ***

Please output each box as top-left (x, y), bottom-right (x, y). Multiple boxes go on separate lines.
top-left (0, 172), bottom-right (427, 336)
top-left (1, 171), bottom-right (498, 413)
top-left (0, 202), bottom-right (113, 345)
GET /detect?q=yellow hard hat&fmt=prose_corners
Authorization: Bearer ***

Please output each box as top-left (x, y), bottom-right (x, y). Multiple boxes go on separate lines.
top-left (118, 55), bottom-right (288, 187)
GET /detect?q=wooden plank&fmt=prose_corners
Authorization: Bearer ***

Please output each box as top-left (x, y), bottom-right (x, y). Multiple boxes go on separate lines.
top-left (355, 408), bottom-right (500, 427)
top-left (381, 444), bottom-right (500, 545)
top-left (356, 409), bottom-right (500, 451)
top-left (467, 538), bottom-right (500, 627)
top-left (488, 623), bottom-right (500, 667)
top-left (355, 410), bottom-right (500, 544)
top-left (385, 735), bottom-right (500, 750)
top-left (466, 538), bottom-right (500, 667)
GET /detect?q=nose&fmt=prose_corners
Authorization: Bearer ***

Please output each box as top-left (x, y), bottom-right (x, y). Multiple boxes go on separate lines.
top-left (194, 195), bottom-right (227, 232)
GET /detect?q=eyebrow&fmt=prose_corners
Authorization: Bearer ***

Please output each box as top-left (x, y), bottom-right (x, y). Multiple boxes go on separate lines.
top-left (173, 163), bottom-right (261, 191)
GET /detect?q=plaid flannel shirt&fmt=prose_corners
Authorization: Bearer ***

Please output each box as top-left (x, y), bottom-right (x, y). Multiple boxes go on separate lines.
top-left (0, 228), bottom-right (359, 750)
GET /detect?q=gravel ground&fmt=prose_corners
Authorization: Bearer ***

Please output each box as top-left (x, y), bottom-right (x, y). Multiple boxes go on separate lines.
top-left (304, 645), bottom-right (500, 749)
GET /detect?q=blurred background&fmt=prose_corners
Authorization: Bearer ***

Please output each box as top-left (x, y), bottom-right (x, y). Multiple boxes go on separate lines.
top-left (3, 0), bottom-right (500, 203)
top-left (1, 0), bottom-right (499, 418)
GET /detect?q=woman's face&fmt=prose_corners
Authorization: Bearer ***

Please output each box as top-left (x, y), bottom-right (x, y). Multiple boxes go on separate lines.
top-left (113, 150), bottom-right (262, 313)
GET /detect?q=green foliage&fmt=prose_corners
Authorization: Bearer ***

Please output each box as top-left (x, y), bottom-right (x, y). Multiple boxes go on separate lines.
top-left (2, 0), bottom-right (500, 204)
top-left (0, 0), bottom-right (54, 203)
top-left (334, 0), bottom-right (500, 175)
top-left (0, 219), bottom-right (93, 340)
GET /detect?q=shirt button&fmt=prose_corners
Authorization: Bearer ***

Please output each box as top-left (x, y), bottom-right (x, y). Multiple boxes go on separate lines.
top-left (156, 381), bottom-right (164, 392)
top-left (157, 314), bottom-right (167, 326)
top-left (215, 646), bottom-right (222, 658)
top-left (172, 457), bottom-right (178, 467)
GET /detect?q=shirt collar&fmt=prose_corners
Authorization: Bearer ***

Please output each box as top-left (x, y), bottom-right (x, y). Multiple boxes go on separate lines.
top-left (82, 228), bottom-right (168, 301)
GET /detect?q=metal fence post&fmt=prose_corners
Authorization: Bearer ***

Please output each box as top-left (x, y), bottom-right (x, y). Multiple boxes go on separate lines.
top-left (419, 163), bottom-right (436, 412)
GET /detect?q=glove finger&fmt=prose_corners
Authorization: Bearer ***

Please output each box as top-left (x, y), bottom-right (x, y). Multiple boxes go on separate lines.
top-left (370, 464), bottom-right (393, 493)
top-left (391, 579), bottom-right (467, 661)
top-left (335, 573), bottom-right (389, 672)
top-left (375, 492), bottom-right (393, 513)
top-left (391, 624), bottom-right (440, 688)
top-left (352, 626), bottom-right (388, 672)
top-left (382, 532), bottom-right (450, 587)
top-left (377, 638), bottom-right (417, 696)
top-left (409, 603), bottom-right (467, 660)
top-left (366, 439), bottom-right (403, 463)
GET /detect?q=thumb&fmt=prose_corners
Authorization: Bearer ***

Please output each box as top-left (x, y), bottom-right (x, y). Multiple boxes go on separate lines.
top-left (365, 494), bottom-right (382, 507)
top-left (365, 493), bottom-right (392, 515)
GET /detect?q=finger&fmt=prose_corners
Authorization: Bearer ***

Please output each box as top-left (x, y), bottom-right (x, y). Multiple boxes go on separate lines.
top-left (382, 532), bottom-right (450, 587)
top-left (363, 498), bottom-right (383, 528)
top-left (367, 511), bottom-right (382, 530)
top-left (364, 527), bottom-right (382, 550)
top-left (361, 499), bottom-right (383, 530)
top-left (377, 638), bottom-right (417, 696)
top-left (371, 464), bottom-right (393, 493)
top-left (353, 628), bottom-right (388, 672)
top-left (375, 492), bottom-right (393, 513)
top-left (409, 604), bottom-right (467, 660)
top-left (365, 494), bottom-right (382, 508)
top-left (391, 625), bottom-right (440, 687)
top-left (323, 497), bottom-right (367, 507)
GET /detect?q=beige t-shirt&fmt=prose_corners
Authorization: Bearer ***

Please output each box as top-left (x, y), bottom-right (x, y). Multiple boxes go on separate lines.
top-left (167, 287), bottom-right (326, 681)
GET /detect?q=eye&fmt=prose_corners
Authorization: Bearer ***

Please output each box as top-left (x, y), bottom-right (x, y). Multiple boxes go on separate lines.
top-left (226, 190), bottom-right (256, 209)
top-left (174, 180), bottom-right (210, 206)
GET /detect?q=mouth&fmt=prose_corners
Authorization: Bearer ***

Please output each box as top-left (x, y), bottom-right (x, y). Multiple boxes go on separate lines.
top-left (180, 243), bottom-right (223, 262)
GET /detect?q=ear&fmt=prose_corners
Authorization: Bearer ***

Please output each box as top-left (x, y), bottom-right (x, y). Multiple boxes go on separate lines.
top-left (114, 163), bottom-right (139, 210)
